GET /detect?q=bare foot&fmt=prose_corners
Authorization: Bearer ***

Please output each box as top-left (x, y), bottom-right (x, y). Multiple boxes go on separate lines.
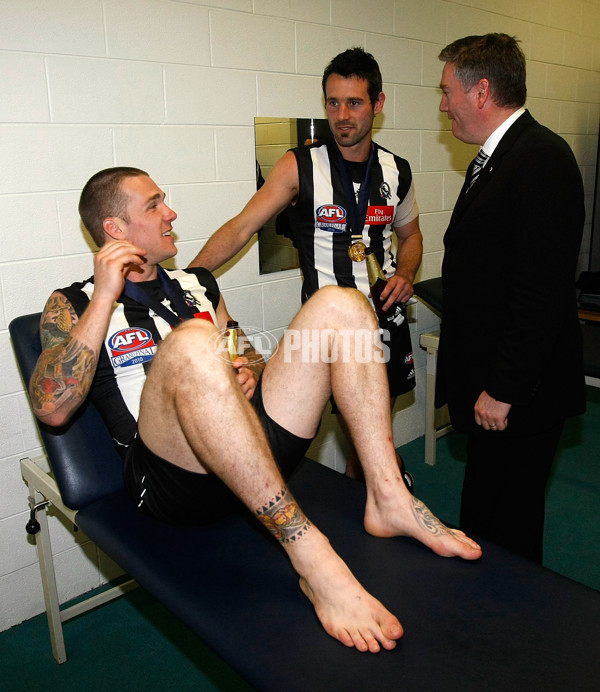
top-left (291, 529), bottom-right (404, 652)
top-left (364, 486), bottom-right (482, 560)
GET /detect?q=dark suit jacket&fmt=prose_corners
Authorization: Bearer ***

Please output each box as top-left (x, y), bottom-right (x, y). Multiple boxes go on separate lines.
top-left (436, 110), bottom-right (586, 435)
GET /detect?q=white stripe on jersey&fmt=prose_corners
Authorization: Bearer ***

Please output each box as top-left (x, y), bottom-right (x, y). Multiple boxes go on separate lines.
top-left (81, 281), bottom-right (149, 423)
top-left (167, 268), bottom-right (219, 327)
top-left (308, 144), bottom-right (415, 302)
top-left (77, 282), bottom-right (140, 435)
top-left (310, 146), bottom-right (336, 293)
top-left (83, 269), bottom-right (218, 425)
top-left (376, 148), bottom-right (401, 277)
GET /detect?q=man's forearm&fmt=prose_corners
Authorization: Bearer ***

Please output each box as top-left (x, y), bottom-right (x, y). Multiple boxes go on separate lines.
top-left (30, 293), bottom-right (114, 427)
top-left (191, 153), bottom-right (301, 271)
top-left (394, 232), bottom-right (423, 285)
top-left (30, 335), bottom-right (97, 425)
top-left (189, 219), bottom-right (256, 271)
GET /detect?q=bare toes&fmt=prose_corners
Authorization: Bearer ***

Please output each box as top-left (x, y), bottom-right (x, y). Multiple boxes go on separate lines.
top-left (354, 633), bottom-right (374, 653)
top-left (335, 627), bottom-right (357, 649)
top-left (365, 637), bottom-right (381, 654)
top-left (347, 628), bottom-right (382, 653)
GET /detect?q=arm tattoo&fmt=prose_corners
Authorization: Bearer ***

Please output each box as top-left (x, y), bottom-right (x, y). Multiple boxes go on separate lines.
top-left (39, 294), bottom-right (78, 350)
top-left (411, 497), bottom-right (451, 537)
top-left (255, 487), bottom-right (311, 543)
top-left (30, 294), bottom-right (98, 420)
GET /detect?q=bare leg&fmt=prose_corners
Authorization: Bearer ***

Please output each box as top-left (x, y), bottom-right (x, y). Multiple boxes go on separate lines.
top-left (346, 440), bottom-right (412, 491)
top-left (342, 402), bottom-right (413, 493)
top-left (262, 286), bottom-right (481, 561)
top-left (137, 318), bottom-right (403, 653)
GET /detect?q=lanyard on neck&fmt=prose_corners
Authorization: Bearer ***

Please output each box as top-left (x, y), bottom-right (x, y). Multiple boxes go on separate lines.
top-left (328, 139), bottom-right (375, 235)
top-left (123, 266), bottom-right (196, 327)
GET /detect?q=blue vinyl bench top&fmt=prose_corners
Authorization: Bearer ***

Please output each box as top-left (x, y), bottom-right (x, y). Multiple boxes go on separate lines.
top-left (11, 312), bottom-right (600, 691)
top-left (77, 458), bottom-right (600, 692)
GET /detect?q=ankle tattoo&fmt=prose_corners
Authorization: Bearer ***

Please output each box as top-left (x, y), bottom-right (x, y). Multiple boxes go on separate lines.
top-left (255, 487), bottom-right (311, 543)
top-left (411, 497), bottom-right (449, 536)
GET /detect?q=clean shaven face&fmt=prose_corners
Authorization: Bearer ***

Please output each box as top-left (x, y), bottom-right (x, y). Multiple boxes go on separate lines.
top-left (118, 175), bottom-right (178, 266)
top-left (439, 62), bottom-right (482, 145)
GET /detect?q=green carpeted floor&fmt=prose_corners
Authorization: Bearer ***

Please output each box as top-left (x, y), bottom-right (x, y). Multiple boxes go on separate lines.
top-left (1, 387), bottom-right (598, 691)
top-left (405, 385), bottom-right (600, 592)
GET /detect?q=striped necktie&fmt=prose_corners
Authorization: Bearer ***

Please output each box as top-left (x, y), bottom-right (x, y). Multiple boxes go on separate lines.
top-left (466, 149), bottom-right (489, 192)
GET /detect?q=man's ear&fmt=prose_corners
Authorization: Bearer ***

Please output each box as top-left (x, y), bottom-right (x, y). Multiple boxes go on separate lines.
top-left (103, 217), bottom-right (125, 241)
top-left (476, 78), bottom-right (491, 108)
top-left (374, 91), bottom-right (385, 116)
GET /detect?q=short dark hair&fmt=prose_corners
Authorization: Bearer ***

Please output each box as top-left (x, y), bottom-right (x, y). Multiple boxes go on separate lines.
top-left (322, 47), bottom-right (382, 106)
top-left (438, 33), bottom-right (526, 108)
top-left (78, 167), bottom-right (148, 247)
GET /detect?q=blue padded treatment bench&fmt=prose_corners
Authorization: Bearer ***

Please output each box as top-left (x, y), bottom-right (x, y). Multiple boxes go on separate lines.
top-left (11, 312), bottom-right (600, 692)
top-left (413, 276), bottom-right (443, 316)
top-left (414, 275), bottom-right (600, 379)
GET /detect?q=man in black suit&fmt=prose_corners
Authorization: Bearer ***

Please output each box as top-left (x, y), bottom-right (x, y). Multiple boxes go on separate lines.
top-left (436, 33), bottom-right (586, 562)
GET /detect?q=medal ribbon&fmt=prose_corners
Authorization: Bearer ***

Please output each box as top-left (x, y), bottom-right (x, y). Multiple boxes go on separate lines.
top-left (123, 265), bottom-right (196, 328)
top-left (328, 139), bottom-right (375, 236)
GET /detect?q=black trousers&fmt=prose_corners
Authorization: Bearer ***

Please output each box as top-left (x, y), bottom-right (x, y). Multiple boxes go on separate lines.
top-left (460, 422), bottom-right (565, 563)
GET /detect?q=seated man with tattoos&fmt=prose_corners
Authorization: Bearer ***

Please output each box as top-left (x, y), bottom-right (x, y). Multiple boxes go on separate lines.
top-left (30, 167), bottom-right (481, 654)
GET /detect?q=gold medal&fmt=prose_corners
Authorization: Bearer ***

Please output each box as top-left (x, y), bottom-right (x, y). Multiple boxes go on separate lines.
top-left (348, 240), bottom-right (367, 262)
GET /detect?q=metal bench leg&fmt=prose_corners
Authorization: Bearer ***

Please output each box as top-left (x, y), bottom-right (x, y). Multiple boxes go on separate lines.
top-left (420, 330), bottom-right (453, 466)
top-left (22, 457), bottom-right (138, 664)
top-left (424, 340), bottom-right (439, 466)
top-left (28, 489), bottom-right (67, 663)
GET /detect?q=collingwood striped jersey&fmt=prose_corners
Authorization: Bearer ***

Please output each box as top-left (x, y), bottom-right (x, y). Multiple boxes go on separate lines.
top-left (286, 137), bottom-right (418, 303)
top-left (58, 267), bottom-right (220, 455)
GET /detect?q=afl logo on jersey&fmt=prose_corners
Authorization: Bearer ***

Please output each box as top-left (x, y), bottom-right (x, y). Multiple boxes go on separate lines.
top-left (315, 204), bottom-right (347, 232)
top-left (108, 327), bottom-right (157, 368)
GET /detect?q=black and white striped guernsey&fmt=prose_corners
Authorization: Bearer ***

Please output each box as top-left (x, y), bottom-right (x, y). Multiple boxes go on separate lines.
top-left (284, 137), bottom-right (418, 304)
top-left (58, 267), bottom-right (220, 455)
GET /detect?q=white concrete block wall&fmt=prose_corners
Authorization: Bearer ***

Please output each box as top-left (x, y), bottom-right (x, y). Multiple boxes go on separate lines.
top-left (0, 0), bottom-right (598, 631)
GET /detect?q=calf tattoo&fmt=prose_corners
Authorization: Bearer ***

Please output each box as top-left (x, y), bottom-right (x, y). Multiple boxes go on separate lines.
top-left (255, 487), bottom-right (311, 543)
top-left (411, 497), bottom-right (450, 536)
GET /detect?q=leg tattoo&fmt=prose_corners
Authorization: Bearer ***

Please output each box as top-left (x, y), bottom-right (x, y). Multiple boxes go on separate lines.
top-left (255, 487), bottom-right (311, 543)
